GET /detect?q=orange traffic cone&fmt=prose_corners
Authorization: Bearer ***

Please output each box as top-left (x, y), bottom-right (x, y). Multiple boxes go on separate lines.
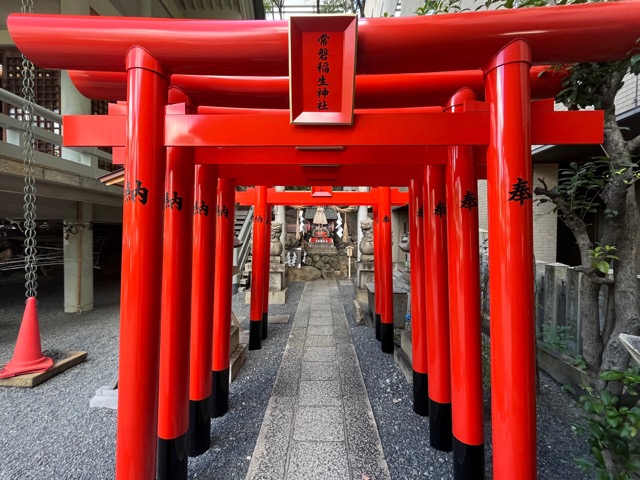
top-left (0, 297), bottom-right (53, 378)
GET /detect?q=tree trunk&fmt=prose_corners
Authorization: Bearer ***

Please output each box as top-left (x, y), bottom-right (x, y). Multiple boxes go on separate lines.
top-left (580, 277), bottom-right (604, 373)
top-left (598, 187), bottom-right (640, 393)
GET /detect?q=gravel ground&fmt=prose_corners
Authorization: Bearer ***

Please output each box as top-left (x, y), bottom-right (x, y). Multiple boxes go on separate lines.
top-left (0, 269), bottom-right (591, 480)
top-left (338, 280), bottom-right (590, 480)
top-left (0, 269), bottom-right (302, 480)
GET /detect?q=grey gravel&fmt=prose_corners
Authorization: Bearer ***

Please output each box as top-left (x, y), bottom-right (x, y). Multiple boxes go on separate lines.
top-left (0, 269), bottom-right (592, 480)
top-left (338, 280), bottom-right (590, 480)
top-left (0, 270), bottom-right (302, 480)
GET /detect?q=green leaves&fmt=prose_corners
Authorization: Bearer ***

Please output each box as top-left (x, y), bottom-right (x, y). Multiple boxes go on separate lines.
top-left (587, 245), bottom-right (618, 274)
top-left (576, 369), bottom-right (640, 478)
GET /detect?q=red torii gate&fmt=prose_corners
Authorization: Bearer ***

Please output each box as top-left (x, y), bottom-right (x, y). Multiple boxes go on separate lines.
top-left (8, 2), bottom-right (640, 479)
top-left (236, 186), bottom-right (409, 353)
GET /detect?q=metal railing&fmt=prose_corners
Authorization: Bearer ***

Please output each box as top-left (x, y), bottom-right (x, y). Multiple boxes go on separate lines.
top-left (233, 206), bottom-right (254, 291)
top-left (0, 87), bottom-right (113, 178)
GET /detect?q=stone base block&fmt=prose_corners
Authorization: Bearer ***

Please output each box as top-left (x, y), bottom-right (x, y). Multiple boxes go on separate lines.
top-left (355, 288), bottom-right (368, 303)
top-left (244, 287), bottom-right (288, 305)
top-left (353, 300), bottom-right (364, 326)
top-left (356, 261), bottom-right (374, 290)
top-left (400, 329), bottom-right (413, 363)
top-left (394, 348), bottom-right (413, 384)
top-left (365, 282), bottom-right (408, 329)
top-left (268, 314), bottom-right (290, 324)
top-left (90, 386), bottom-right (118, 409)
top-left (230, 344), bottom-right (247, 382)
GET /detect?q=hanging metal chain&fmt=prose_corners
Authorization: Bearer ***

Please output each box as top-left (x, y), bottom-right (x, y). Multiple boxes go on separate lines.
top-left (21, 0), bottom-right (38, 299)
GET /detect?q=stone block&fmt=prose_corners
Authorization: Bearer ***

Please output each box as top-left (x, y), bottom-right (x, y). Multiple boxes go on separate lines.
top-left (268, 314), bottom-right (290, 324)
top-left (365, 282), bottom-right (408, 329)
top-left (355, 288), bottom-right (368, 303)
top-left (269, 262), bottom-right (287, 290)
top-left (543, 262), bottom-right (569, 330)
top-left (394, 348), bottom-right (413, 384)
top-left (90, 385), bottom-right (118, 409)
top-left (244, 287), bottom-right (288, 305)
top-left (230, 343), bottom-right (247, 381)
top-left (400, 329), bottom-right (412, 363)
top-left (353, 300), bottom-right (364, 325)
top-left (356, 261), bottom-right (374, 290)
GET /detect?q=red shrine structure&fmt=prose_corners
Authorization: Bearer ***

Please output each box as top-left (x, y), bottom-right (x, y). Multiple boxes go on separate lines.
top-left (7, 2), bottom-right (640, 479)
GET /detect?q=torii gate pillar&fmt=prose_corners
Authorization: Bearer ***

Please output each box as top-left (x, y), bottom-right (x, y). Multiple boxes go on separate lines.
top-left (485, 40), bottom-right (536, 479)
top-left (378, 187), bottom-right (394, 354)
top-left (188, 165), bottom-right (218, 457)
top-left (424, 164), bottom-right (453, 452)
top-left (249, 186), bottom-right (268, 350)
top-left (446, 89), bottom-right (485, 478)
top-left (409, 179), bottom-right (428, 416)
top-left (116, 47), bottom-right (168, 480)
top-left (212, 178), bottom-right (236, 418)
top-left (157, 143), bottom-right (194, 480)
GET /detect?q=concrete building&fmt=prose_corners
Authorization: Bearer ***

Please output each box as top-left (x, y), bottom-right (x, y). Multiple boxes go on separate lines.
top-left (0, 0), bottom-right (263, 312)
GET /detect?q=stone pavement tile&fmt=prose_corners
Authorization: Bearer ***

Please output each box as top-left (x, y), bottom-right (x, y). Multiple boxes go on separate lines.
top-left (334, 327), bottom-right (352, 343)
top-left (349, 455), bottom-right (391, 480)
top-left (287, 441), bottom-right (350, 480)
top-left (293, 406), bottom-right (345, 441)
top-left (343, 395), bottom-right (386, 460)
top-left (303, 346), bottom-right (337, 362)
top-left (245, 397), bottom-right (296, 480)
top-left (309, 315), bottom-right (334, 326)
top-left (272, 354), bottom-right (303, 397)
top-left (338, 360), bottom-right (367, 397)
top-left (288, 327), bottom-right (307, 341)
top-left (336, 343), bottom-right (358, 360)
top-left (301, 361), bottom-right (339, 381)
top-left (292, 318), bottom-right (309, 328)
top-left (307, 325), bottom-right (334, 336)
top-left (298, 380), bottom-right (341, 406)
top-left (305, 335), bottom-right (336, 347)
top-left (339, 280), bottom-right (353, 286)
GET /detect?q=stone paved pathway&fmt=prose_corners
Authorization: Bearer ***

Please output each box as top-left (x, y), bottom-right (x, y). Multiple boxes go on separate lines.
top-left (246, 280), bottom-right (391, 480)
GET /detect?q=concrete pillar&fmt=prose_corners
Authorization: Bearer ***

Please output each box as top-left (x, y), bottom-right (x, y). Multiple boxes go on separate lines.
top-left (357, 186), bottom-right (369, 261)
top-left (60, 1), bottom-right (93, 165)
top-left (275, 186), bottom-right (286, 262)
top-left (63, 202), bottom-right (93, 313)
top-left (60, 70), bottom-right (93, 165)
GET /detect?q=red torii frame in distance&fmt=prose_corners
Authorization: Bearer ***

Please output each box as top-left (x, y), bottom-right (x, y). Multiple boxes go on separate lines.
top-left (235, 187), bottom-right (408, 206)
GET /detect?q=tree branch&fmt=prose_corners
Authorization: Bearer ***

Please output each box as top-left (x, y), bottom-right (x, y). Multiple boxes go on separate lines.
top-left (574, 266), bottom-right (615, 284)
top-left (625, 134), bottom-right (640, 155)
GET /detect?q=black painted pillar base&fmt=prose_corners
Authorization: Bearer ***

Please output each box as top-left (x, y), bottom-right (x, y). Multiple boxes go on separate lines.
top-left (158, 433), bottom-right (188, 480)
top-left (187, 398), bottom-right (210, 457)
top-left (249, 319), bottom-right (262, 350)
top-left (261, 311), bottom-right (268, 340)
top-left (412, 371), bottom-right (429, 416)
top-left (429, 399), bottom-right (453, 452)
top-left (453, 437), bottom-right (485, 480)
top-left (375, 313), bottom-right (381, 341)
top-left (381, 322), bottom-right (394, 354)
top-left (211, 368), bottom-right (230, 418)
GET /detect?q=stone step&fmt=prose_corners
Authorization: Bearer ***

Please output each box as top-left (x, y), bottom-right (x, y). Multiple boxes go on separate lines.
top-left (229, 343), bottom-right (247, 382)
top-left (400, 329), bottom-right (412, 363)
top-left (394, 346), bottom-right (413, 385)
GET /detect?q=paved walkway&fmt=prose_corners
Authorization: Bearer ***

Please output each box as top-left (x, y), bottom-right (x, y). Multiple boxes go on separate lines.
top-left (246, 280), bottom-right (391, 480)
